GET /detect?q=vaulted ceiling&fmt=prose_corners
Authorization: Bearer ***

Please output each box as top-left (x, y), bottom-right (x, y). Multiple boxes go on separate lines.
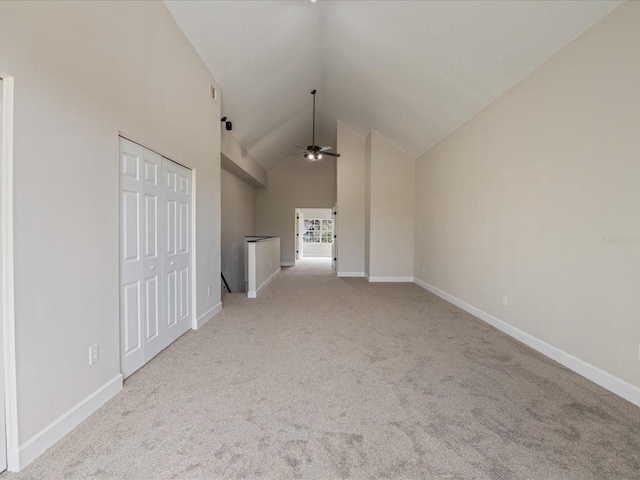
top-left (164, 0), bottom-right (622, 171)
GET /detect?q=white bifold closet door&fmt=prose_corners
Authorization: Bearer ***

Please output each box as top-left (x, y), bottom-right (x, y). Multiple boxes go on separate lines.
top-left (120, 138), bottom-right (191, 378)
top-left (162, 157), bottom-right (192, 346)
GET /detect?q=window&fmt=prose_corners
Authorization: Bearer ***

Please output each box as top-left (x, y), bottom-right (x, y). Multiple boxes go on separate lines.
top-left (303, 219), bottom-right (333, 243)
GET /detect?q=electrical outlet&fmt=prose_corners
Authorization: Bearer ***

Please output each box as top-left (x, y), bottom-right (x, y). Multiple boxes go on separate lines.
top-left (503, 296), bottom-right (508, 306)
top-left (89, 344), bottom-right (99, 365)
top-left (208, 286), bottom-right (212, 296)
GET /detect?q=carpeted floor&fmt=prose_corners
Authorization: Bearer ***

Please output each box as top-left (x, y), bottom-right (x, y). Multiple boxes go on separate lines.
top-left (4, 258), bottom-right (640, 479)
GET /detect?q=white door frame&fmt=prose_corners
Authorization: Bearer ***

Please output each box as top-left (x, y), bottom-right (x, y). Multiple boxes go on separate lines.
top-left (332, 204), bottom-right (337, 271)
top-left (296, 210), bottom-right (304, 262)
top-left (294, 208), bottom-right (302, 263)
top-left (1, 72), bottom-right (19, 471)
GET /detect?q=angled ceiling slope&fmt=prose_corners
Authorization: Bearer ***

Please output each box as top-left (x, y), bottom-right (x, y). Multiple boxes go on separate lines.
top-left (165, 0), bottom-right (622, 171)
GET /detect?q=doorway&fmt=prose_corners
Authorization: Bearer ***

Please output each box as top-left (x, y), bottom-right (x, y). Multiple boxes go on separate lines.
top-left (295, 208), bottom-right (333, 269)
top-left (119, 138), bottom-right (193, 378)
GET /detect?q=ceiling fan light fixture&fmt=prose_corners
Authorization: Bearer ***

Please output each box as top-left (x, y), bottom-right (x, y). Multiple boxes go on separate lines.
top-left (293, 89), bottom-right (341, 162)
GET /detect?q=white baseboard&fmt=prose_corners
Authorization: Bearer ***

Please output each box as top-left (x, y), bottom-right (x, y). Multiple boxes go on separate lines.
top-left (280, 262), bottom-right (295, 267)
top-left (248, 268), bottom-right (280, 299)
top-left (11, 374), bottom-right (123, 471)
top-left (337, 272), bottom-right (365, 278)
top-left (368, 276), bottom-right (414, 283)
top-left (194, 302), bottom-right (222, 329)
top-left (413, 277), bottom-right (640, 408)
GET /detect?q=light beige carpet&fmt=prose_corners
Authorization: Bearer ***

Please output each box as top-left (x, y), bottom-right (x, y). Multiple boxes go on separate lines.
top-left (3, 258), bottom-right (639, 479)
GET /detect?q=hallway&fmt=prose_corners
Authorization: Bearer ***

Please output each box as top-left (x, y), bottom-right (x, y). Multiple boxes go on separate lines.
top-left (4, 269), bottom-right (640, 479)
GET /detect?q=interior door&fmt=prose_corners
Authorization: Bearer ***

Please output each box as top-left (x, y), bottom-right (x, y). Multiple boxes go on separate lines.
top-left (120, 139), bottom-right (192, 377)
top-left (163, 157), bottom-right (191, 345)
top-left (120, 138), bottom-right (164, 377)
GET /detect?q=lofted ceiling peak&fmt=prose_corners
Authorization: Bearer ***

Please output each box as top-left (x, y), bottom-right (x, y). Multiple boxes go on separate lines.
top-left (165, 0), bottom-right (622, 171)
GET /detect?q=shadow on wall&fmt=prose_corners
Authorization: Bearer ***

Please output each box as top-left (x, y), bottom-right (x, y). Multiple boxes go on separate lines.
top-left (222, 244), bottom-right (247, 294)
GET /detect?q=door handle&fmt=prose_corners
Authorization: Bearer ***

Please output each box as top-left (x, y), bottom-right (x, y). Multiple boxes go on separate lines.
top-left (150, 266), bottom-right (155, 270)
top-left (170, 262), bottom-right (175, 266)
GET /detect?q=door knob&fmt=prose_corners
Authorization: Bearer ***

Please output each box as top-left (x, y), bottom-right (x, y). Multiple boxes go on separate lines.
top-left (170, 262), bottom-right (175, 266)
top-left (150, 266), bottom-right (155, 270)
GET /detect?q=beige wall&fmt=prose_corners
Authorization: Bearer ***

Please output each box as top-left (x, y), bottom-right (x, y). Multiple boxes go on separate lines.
top-left (0, 0), bottom-right (221, 461)
top-left (336, 121), bottom-right (366, 276)
top-left (247, 237), bottom-right (280, 298)
top-left (221, 129), bottom-right (267, 188)
top-left (414, 1), bottom-right (640, 389)
top-left (221, 168), bottom-right (256, 293)
top-left (256, 155), bottom-right (336, 265)
top-left (368, 131), bottom-right (415, 280)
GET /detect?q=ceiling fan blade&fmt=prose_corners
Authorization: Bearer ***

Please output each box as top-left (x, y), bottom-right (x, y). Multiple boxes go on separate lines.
top-left (319, 146), bottom-right (333, 152)
top-left (322, 152), bottom-right (341, 157)
top-left (287, 150), bottom-right (307, 157)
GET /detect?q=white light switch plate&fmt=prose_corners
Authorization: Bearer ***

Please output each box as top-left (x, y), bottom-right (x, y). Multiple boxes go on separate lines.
top-left (89, 344), bottom-right (99, 365)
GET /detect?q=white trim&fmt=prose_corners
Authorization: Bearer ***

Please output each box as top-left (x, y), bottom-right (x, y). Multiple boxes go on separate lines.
top-left (247, 268), bottom-right (280, 299)
top-left (413, 278), bottom-right (640, 409)
top-left (281, 262), bottom-right (295, 267)
top-left (368, 276), bottom-right (414, 283)
top-left (12, 374), bottom-right (123, 471)
top-left (1, 74), bottom-right (18, 472)
top-left (190, 166), bottom-right (198, 330)
top-left (117, 132), bottom-right (195, 170)
top-left (337, 272), bottom-right (365, 278)
top-left (195, 302), bottom-right (222, 329)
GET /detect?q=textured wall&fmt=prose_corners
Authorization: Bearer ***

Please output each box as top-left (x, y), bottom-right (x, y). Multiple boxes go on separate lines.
top-left (336, 122), bottom-right (366, 275)
top-left (367, 131), bottom-right (415, 279)
top-left (221, 168), bottom-right (256, 293)
top-left (256, 155), bottom-right (336, 265)
top-left (0, 0), bottom-right (221, 457)
top-left (414, 2), bottom-right (640, 388)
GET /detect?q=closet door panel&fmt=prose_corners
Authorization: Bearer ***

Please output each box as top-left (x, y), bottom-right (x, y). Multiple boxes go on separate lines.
top-left (120, 138), bottom-right (163, 377)
top-left (120, 140), bottom-right (191, 377)
top-left (163, 158), bottom-right (191, 344)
